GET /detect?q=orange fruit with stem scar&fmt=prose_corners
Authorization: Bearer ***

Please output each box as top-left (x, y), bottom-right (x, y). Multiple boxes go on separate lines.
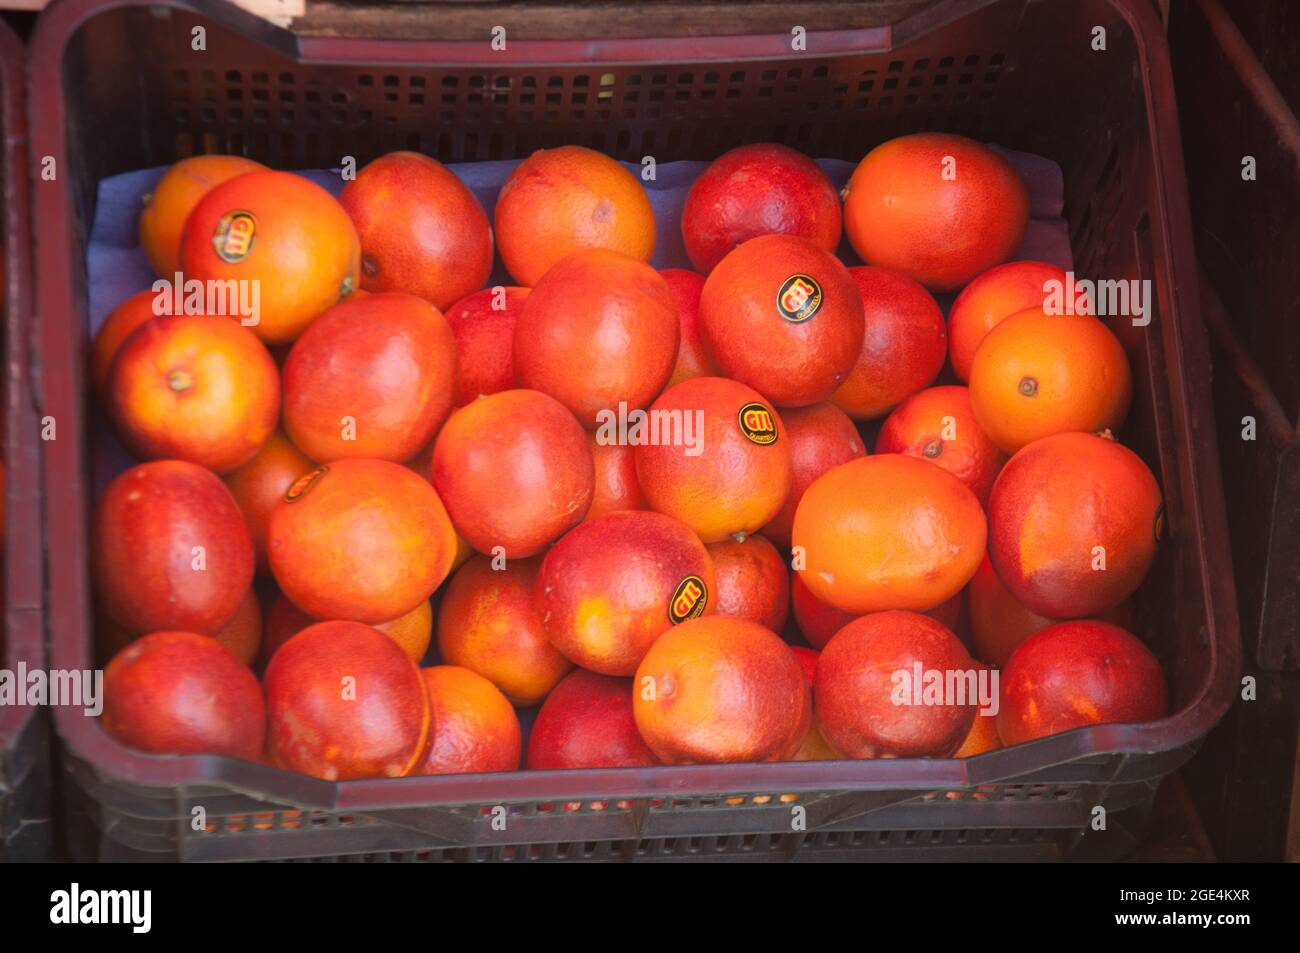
top-left (495, 146), bottom-right (656, 286)
top-left (633, 616), bottom-right (810, 764)
top-left (180, 171), bottom-right (360, 345)
top-left (968, 307), bottom-right (1131, 454)
top-left (108, 314), bottom-right (280, 474)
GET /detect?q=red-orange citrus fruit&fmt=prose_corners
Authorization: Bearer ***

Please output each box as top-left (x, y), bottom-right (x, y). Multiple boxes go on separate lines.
top-left (139, 155), bottom-right (266, 278)
top-left (494, 145), bottom-right (656, 286)
top-left (968, 307), bottom-right (1132, 454)
top-left (513, 249), bottom-right (678, 427)
top-left (633, 616), bottom-right (810, 764)
top-left (987, 432), bottom-right (1162, 618)
top-left (875, 385), bottom-right (1006, 506)
top-left (700, 234), bottom-right (864, 407)
top-left (431, 389), bottom-right (595, 557)
top-left (179, 171), bottom-right (360, 344)
top-left (681, 143), bottom-right (842, 273)
top-left (829, 266), bottom-right (946, 420)
top-left (793, 454), bottom-right (985, 614)
top-left (634, 377), bottom-right (792, 543)
top-left (338, 151), bottom-right (493, 310)
top-left (267, 459), bottom-right (457, 624)
top-left (842, 132), bottom-right (1029, 292)
top-left (947, 260), bottom-right (1070, 382)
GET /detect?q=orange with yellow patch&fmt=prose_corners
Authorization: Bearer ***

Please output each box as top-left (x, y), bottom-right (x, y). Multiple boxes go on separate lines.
top-left (179, 171), bottom-right (360, 345)
top-left (267, 459), bottom-right (457, 624)
top-left (793, 454), bottom-right (986, 615)
top-left (634, 616), bottom-right (810, 764)
top-left (536, 510), bottom-right (716, 676)
top-left (108, 314), bottom-right (280, 474)
top-left (139, 154), bottom-right (266, 278)
top-left (416, 666), bottom-right (522, 775)
top-left (437, 555), bottom-right (572, 705)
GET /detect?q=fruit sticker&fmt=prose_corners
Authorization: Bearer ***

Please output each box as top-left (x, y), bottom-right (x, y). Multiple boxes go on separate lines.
top-left (668, 575), bottom-right (709, 624)
top-left (283, 465), bottom-right (328, 503)
top-left (737, 401), bottom-right (779, 445)
top-left (775, 274), bottom-right (823, 323)
top-left (212, 210), bottom-right (257, 263)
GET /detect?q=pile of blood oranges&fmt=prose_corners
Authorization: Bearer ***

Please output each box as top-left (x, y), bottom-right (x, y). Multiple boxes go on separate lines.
top-left (90, 134), bottom-right (1169, 782)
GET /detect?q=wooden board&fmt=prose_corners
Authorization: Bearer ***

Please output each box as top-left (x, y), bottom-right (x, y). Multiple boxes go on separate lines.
top-left (0, 0), bottom-right (305, 15)
top-left (290, 1), bottom-right (936, 39)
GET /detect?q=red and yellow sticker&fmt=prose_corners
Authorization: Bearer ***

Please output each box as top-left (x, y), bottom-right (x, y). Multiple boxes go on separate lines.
top-left (212, 210), bottom-right (257, 263)
top-left (668, 575), bottom-right (709, 624)
top-left (737, 401), bottom-right (779, 445)
top-left (775, 273), bottom-right (823, 323)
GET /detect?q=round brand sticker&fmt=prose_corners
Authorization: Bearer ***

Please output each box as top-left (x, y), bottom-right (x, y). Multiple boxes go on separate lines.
top-left (775, 273), bottom-right (823, 323)
top-left (284, 466), bottom-right (328, 503)
top-left (737, 401), bottom-right (779, 445)
top-left (212, 210), bottom-right (257, 263)
top-left (668, 575), bottom-right (709, 625)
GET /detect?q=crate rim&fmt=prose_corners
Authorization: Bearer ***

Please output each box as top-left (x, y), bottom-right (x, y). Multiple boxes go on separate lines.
top-left (1, 12), bottom-right (45, 754)
top-left (28, 0), bottom-right (1242, 814)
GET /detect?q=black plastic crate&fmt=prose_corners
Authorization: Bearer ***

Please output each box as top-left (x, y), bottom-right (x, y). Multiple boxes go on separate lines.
top-left (0, 14), bottom-right (51, 862)
top-left (29, 0), bottom-right (1241, 861)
